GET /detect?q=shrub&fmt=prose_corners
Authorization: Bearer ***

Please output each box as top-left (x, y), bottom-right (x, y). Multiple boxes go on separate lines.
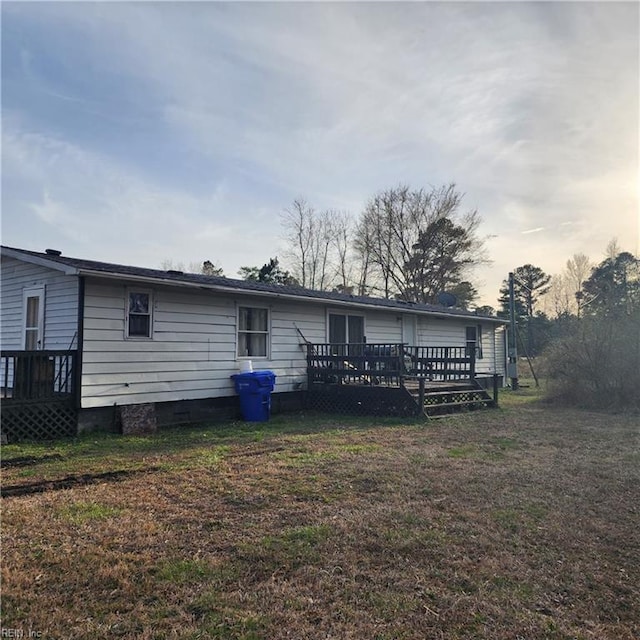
top-left (543, 310), bottom-right (640, 410)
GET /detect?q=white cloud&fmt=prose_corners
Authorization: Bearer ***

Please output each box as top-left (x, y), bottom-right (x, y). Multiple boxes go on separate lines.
top-left (1, 1), bottom-right (638, 304)
top-left (1, 123), bottom-right (281, 274)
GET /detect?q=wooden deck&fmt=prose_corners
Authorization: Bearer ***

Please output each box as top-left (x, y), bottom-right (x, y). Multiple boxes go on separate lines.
top-left (306, 343), bottom-right (498, 417)
top-left (1, 350), bottom-right (79, 441)
top-left (306, 343), bottom-right (477, 386)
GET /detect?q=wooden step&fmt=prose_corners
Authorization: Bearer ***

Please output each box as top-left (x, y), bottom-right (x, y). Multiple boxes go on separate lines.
top-left (422, 389), bottom-right (483, 398)
top-left (409, 390), bottom-right (491, 402)
top-left (424, 399), bottom-right (492, 410)
top-left (407, 387), bottom-right (478, 397)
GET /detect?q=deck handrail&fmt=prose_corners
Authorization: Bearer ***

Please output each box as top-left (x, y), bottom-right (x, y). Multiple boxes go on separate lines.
top-left (1, 349), bottom-right (78, 403)
top-left (306, 343), bottom-right (405, 386)
top-left (403, 345), bottom-right (476, 381)
top-left (306, 343), bottom-right (476, 387)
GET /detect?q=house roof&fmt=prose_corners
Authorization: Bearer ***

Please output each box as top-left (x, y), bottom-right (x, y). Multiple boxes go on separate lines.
top-left (1, 245), bottom-right (506, 324)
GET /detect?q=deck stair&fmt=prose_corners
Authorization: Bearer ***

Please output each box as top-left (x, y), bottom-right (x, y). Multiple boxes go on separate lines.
top-left (403, 379), bottom-right (495, 417)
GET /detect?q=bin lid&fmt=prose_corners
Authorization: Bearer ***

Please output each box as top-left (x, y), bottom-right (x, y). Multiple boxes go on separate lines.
top-left (231, 370), bottom-right (276, 380)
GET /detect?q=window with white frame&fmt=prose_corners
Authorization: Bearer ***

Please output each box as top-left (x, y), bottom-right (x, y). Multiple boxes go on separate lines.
top-left (127, 290), bottom-right (153, 338)
top-left (237, 306), bottom-right (269, 358)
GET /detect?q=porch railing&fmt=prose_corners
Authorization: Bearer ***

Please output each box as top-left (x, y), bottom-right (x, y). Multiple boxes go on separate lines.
top-left (1, 350), bottom-right (78, 403)
top-left (404, 346), bottom-right (476, 381)
top-left (306, 343), bottom-right (476, 387)
top-left (307, 343), bottom-right (404, 386)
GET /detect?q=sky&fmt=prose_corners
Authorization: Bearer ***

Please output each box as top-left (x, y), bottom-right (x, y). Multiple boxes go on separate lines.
top-left (2, 1), bottom-right (638, 307)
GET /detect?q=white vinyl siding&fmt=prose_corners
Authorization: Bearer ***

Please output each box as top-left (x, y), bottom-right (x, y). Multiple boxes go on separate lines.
top-left (0, 255), bottom-right (78, 350)
top-left (361, 310), bottom-right (403, 344)
top-left (77, 277), bottom-right (507, 409)
top-left (417, 317), bottom-right (465, 349)
top-left (81, 280), bottom-right (328, 408)
top-left (417, 316), bottom-right (503, 377)
top-left (495, 326), bottom-right (507, 383)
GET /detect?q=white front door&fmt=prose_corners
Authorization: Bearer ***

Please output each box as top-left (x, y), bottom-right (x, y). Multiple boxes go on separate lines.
top-left (23, 286), bottom-right (45, 350)
top-left (401, 315), bottom-right (417, 347)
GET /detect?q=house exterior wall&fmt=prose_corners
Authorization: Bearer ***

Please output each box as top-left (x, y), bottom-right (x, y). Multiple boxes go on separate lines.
top-left (80, 278), bottom-right (333, 409)
top-left (495, 325), bottom-right (507, 380)
top-left (417, 315), bottom-right (502, 377)
top-left (80, 275), bottom-right (507, 409)
top-left (363, 310), bottom-right (403, 344)
top-left (0, 255), bottom-right (79, 350)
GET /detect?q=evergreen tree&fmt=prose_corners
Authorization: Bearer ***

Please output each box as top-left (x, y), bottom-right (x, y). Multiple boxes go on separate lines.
top-left (498, 264), bottom-right (552, 356)
top-left (239, 257), bottom-right (298, 286)
top-left (580, 252), bottom-right (640, 316)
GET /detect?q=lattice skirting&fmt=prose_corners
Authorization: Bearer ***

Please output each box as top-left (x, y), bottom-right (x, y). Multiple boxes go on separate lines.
top-left (306, 384), bottom-right (420, 418)
top-left (1, 402), bottom-right (78, 442)
top-left (423, 390), bottom-right (489, 406)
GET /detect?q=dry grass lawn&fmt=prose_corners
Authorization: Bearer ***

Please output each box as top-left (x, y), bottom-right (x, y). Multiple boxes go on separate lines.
top-left (1, 386), bottom-right (639, 639)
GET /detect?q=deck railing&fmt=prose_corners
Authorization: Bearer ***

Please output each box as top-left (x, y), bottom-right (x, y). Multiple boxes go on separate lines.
top-left (307, 343), bottom-right (405, 386)
top-left (404, 346), bottom-right (476, 381)
top-left (1, 350), bottom-right (78, 403)
top-left (306, 343), bottom-right (476, 387)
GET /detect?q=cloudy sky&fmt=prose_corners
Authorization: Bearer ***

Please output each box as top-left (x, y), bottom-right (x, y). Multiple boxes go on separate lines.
top-left (2, 1), bottom-right (638, 306)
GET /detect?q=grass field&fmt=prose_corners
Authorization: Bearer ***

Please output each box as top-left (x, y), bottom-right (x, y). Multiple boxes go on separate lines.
top-left (1, 386), bottom-right (639, 639)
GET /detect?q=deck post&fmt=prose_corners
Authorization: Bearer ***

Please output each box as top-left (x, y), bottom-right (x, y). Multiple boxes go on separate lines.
top-left (306, 344), bottom-right (313, 389)
top-left (469, 347), bottom-right (476, 383)
top-left (418, 376), bottom-right (426, 416)
top-left (492, 373), bottom-right (499, 407)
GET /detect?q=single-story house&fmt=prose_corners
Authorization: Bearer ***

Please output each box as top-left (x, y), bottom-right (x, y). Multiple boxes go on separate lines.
top-left (1, 245), bottom-right (508, 439)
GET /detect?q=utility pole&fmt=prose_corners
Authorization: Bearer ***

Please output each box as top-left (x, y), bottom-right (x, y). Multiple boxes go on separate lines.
top-left (508, 272), bottom-right (519, 390)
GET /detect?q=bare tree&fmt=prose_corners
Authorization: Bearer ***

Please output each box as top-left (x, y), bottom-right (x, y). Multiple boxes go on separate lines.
top-left (605, 238), bottom-right (622, 261)
top-left (545, 272), bottom-right (574, 317)
top-left (544, 253), bottom-right (593, 317)
top-left (331, 209), bottom-right (355, 292)
top-left (308, 208), bottom-right (335, 291)
top-left (281, 201), bottom-right (358, 291)
top-left (354, 184), bottom-right (487, 300)
top-left (281, 198), bottom-right (314, 288)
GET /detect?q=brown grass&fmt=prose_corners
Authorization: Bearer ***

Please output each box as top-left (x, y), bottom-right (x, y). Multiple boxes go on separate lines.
top-left (1, 388), bottom-right (639, 639)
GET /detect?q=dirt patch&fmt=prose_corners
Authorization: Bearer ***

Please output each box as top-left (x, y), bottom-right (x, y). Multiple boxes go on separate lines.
top-left (0, 454), bottom-right (64, 468)
top-left (1, 468), bottom-right (160, 498)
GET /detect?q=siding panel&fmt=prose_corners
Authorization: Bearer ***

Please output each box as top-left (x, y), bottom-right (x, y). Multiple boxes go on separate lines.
top-left (0, 255), bottom-right (78, 350)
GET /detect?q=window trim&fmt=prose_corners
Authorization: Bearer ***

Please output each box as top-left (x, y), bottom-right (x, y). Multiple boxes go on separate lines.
top-left (236, 304), bottom-right (270, 360)
top-left (125, 289), bottom-right (154, 340)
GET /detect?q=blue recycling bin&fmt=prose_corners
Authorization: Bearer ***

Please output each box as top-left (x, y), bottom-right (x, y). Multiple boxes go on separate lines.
top-left (231, 370), bottom-right (276, 422)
